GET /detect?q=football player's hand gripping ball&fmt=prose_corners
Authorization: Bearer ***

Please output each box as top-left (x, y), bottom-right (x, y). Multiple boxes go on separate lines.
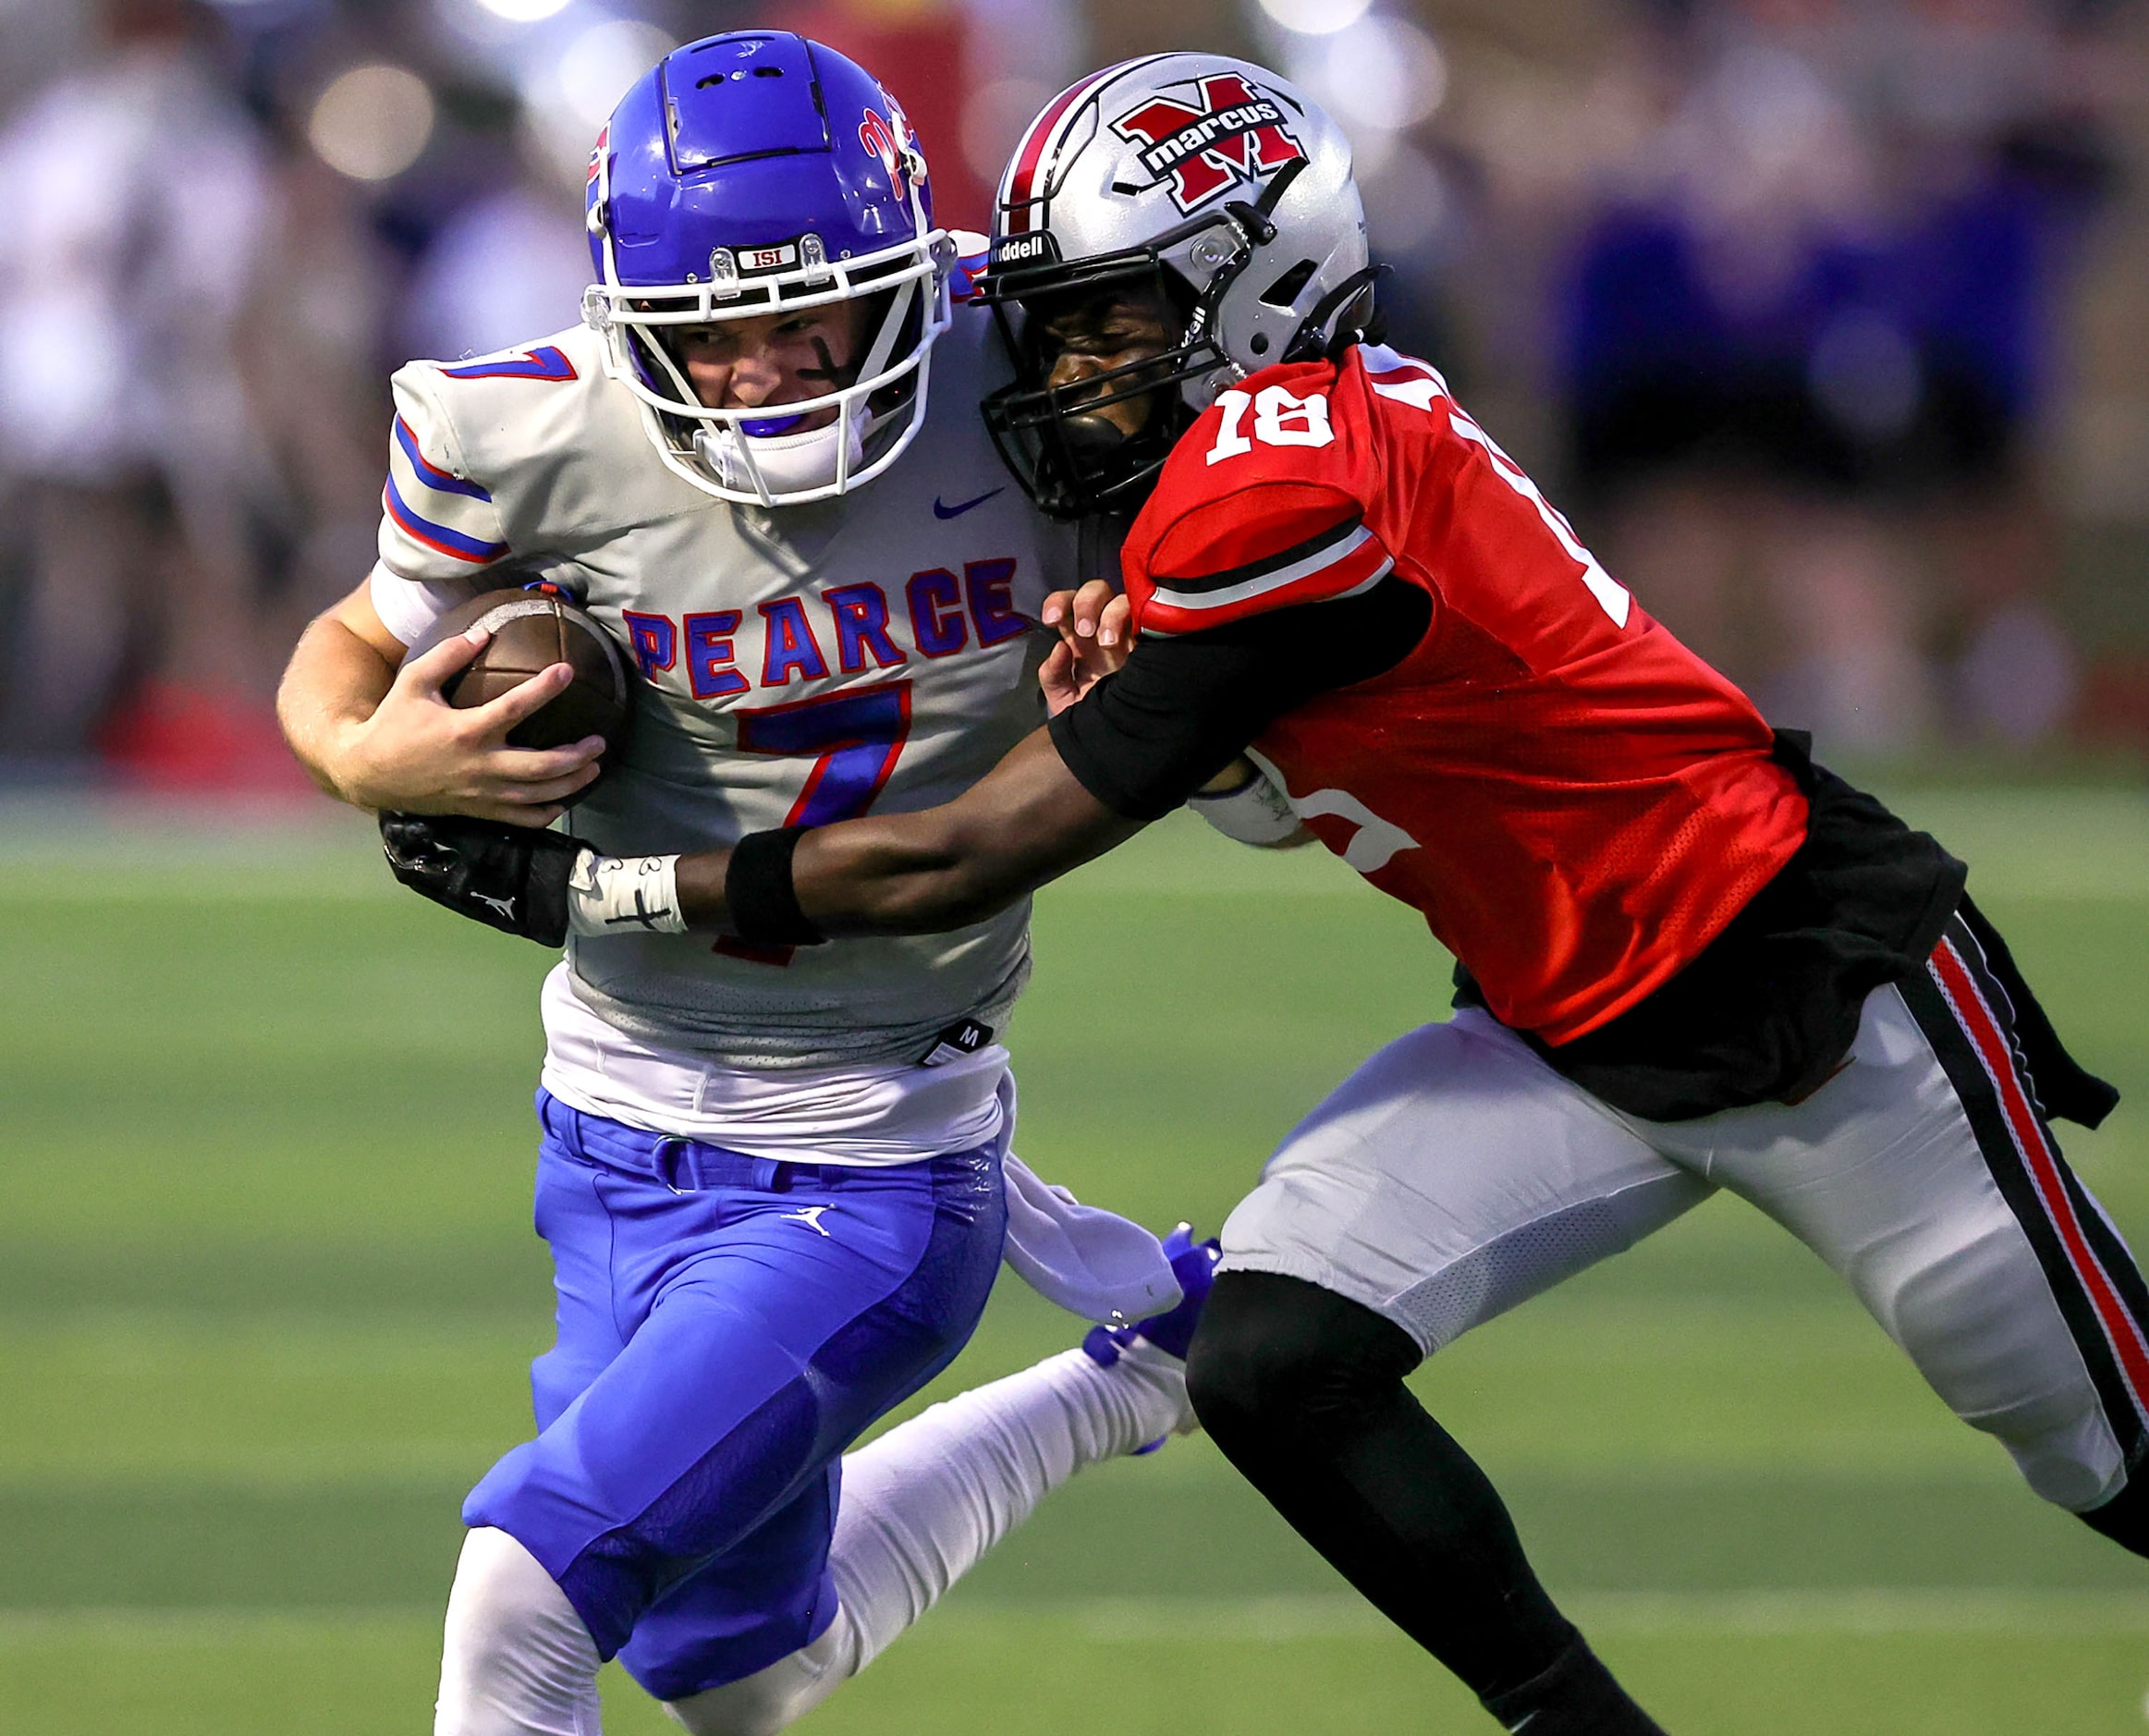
top-left (342, 629), bottom-right (604, 825)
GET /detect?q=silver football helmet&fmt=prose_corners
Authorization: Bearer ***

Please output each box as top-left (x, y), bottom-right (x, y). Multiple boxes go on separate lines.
top-left (981, 53), bottom-right (1374, 518)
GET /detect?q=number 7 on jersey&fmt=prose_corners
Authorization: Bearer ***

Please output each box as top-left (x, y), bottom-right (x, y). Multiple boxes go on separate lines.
top-left (717, 681), bottom-right (913, 962)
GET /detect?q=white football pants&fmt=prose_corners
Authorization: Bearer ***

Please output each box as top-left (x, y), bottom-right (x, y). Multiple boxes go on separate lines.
top-left (1221, 923), bottom-right (2149, 1514)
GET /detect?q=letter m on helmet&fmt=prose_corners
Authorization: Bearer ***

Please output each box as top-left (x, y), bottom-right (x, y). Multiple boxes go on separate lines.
top-left (1110, 73), bottom-right (1306, 214)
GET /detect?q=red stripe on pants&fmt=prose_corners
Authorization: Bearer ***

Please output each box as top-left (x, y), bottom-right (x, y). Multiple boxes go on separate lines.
top-left (1931, 936), bottom-right (2149, 1422)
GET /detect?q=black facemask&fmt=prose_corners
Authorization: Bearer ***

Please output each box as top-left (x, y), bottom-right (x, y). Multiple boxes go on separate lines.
top-left (979, 263), bottom-right (1214, 521)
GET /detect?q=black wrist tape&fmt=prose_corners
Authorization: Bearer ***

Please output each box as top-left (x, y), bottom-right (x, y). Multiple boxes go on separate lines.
top-left (726, 826), bottom-right (825, 947)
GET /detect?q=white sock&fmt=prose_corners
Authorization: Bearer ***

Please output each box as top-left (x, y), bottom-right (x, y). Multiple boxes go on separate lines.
top-left (666, 1343), bottom-right (1187, 1736)
top-left (437, 1526), bottom-right (604, 1736)
top-left (831, 1340), bottom-right (1188, 1661)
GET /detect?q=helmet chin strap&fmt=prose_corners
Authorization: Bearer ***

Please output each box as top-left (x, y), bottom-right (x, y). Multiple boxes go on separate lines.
top-left (1172, 157), bottom-right (1315, 412)
top-left (695, 415), bottom-right (867, 503)
top-left (1221, 154), bottom-right (1305, 251)
top-left (1284, 263), bottom-right (1391, 365)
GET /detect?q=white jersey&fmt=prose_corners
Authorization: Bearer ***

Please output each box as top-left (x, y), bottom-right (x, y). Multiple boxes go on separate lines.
top-left (369, 310), bottom-right (1093, 1155)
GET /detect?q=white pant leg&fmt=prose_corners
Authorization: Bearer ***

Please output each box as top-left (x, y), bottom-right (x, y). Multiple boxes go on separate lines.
top-left (1644, 980), bottom-right (2138, 1511)
top-left (1213, 964), bottom-right (2146, 1516)
top-left (1220, 1009), bottom-right (1714, 1354)
top-left (436, 1527), bottom-right (603, 1736)
top-left (660, 1610), bottom-right (858, 1736)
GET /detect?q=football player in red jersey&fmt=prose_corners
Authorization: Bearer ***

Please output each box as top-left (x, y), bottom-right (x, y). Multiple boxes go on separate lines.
top-left (391, 55), bottom-right (2149, 1735)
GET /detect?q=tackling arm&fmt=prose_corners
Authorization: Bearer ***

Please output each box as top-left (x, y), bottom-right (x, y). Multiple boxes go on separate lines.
top-left (668, 575), bottom-right (1434, 942)
top-left (678, 727), bottom-right (1142, 936)
top-left (696, 574), bottom-right (1429, 939)
top-left (383, 577), bottom-right (1432, 946)
top-left (380, 723), bottom-right (1134, 948)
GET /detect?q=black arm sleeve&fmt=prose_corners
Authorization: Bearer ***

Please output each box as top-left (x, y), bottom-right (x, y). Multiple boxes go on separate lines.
top-left (1047, 575), bottom-right (1434, 821)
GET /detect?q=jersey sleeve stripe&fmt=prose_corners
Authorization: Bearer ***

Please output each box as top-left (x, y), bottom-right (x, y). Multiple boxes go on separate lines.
top-left (440, 345), bottom-right (579, 383)
top-left (383, 477), bottom-right (508, 564)
top-left (394, 417), bottom-right (492, 501)
top-left (1142, 553), bottom-right (1395, 637)
top-left (1151, 515), bottom-right (1368, 597)
top-left (1149, 521), bottom-right (1387, 614)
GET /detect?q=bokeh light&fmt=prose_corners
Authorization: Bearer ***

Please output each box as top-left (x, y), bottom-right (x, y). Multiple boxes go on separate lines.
top-left (1256, 0), bottom-right (1374, 38)
top-left (1318, 17), bottom-right (1447, 133)
top-left (472, 0), bottom-right (572, 20)
top-left (308, 64), bottom-right (435, 183)
top-left (556, 19), bottom-right (676, 128)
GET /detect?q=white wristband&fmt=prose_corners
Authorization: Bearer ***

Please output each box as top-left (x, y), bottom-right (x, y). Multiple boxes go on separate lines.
top-left (567, 851), bottom-right (686, 937)
top-left (1187, 768), bottom-right (1303, 847)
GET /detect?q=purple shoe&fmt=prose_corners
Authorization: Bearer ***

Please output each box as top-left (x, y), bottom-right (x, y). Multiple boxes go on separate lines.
top-left (1081, 1223), bottom-right (1221, 1368)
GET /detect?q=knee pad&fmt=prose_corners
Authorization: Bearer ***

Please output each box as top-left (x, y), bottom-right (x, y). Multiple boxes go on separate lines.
top-left (1186, 1272), bottom-right (1421, 1451)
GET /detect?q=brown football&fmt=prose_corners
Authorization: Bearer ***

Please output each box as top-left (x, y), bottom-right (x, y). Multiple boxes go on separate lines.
top-left (423, 587), bottom-right (638, 764)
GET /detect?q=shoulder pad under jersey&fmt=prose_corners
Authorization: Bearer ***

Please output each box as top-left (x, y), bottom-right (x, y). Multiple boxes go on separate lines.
top-left (376, 324), bottom-right (709, 585)
top-left (1126, 358), bottom-right (1387, 635)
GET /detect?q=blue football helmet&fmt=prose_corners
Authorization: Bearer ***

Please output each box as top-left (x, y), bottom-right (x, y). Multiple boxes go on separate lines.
top-left (583, 32), bottom-right (952, 506)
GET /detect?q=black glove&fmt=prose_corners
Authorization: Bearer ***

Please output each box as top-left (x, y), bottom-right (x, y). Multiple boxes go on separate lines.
top-left (379, 812), bottom-right (582, 947)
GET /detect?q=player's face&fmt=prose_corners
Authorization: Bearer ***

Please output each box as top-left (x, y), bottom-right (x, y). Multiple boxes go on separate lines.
top-left (1026, 277), bottom-right (1182, 442)
top-left (674, 301), bottom-right (871, 427)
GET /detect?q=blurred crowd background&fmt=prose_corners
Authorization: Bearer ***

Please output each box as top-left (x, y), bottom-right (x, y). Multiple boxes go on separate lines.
top-left (0, 0), bottom-right (2143, 791)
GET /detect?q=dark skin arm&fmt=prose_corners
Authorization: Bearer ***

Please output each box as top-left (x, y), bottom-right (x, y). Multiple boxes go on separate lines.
top-left (671, 570), bottom-right (1279, 936)
top-left (676, 727), bottom-right (1142, 935)
top-left (674, 285), bottom-right (1195, 935)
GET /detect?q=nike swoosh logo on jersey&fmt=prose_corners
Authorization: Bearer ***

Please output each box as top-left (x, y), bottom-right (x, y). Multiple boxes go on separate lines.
top-left (933, 487), bottom-right (1004, 520)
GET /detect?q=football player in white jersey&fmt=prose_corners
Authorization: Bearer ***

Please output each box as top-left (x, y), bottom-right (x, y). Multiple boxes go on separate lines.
top-left (380, 51), bottom-right (2149, 1736)
top-left (277, 32), bottom-right (1220, 1736)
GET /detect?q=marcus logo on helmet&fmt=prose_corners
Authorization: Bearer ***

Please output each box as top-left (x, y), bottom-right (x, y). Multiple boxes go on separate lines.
top-left (1110, 72), bottom-right (1307, 214)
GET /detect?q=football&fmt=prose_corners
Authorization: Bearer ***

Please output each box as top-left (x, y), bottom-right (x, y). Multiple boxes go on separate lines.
top-left (424, 585), bottom-right (638, 761)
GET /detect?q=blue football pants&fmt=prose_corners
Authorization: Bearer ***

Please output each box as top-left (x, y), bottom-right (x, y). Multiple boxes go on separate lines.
top-left (462, 1090), bottom-right (1007, 1702)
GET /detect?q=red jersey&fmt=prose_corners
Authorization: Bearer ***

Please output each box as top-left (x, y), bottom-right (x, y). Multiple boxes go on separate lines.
top-left (1119, 344), bottom-right (1810, 1044)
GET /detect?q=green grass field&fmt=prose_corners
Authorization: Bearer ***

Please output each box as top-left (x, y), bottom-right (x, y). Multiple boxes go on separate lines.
top-left (3, 788), bottom-right (2148, 1733)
